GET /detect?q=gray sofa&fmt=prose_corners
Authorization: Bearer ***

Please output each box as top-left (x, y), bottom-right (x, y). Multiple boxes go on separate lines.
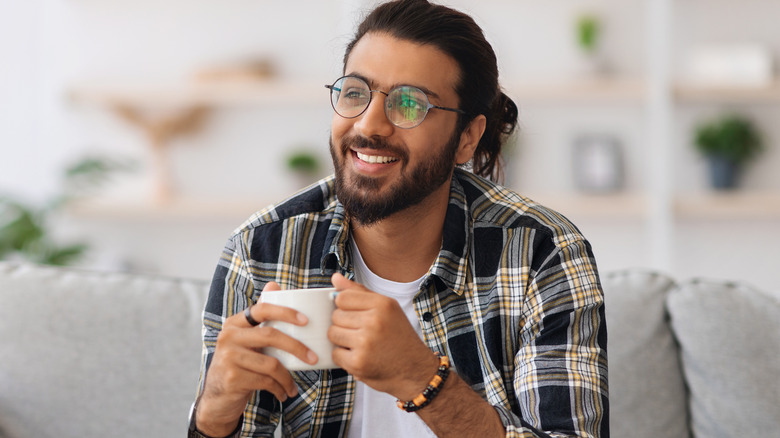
top-left (0, 262), bottom-right (777, 437)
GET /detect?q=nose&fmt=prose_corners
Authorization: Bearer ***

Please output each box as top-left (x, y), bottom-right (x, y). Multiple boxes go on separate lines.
top-left (353, 91), bottom-right (394, 138)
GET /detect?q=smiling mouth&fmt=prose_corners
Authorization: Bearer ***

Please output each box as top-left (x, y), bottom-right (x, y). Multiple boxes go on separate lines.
top-left (355, 151), bottom-right (399, 164)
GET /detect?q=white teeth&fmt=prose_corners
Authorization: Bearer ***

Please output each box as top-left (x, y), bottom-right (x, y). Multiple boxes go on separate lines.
top-left (356, 152), bottom-right (398, 164)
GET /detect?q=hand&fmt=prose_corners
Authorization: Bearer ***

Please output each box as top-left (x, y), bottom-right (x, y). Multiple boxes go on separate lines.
top-left (196, 282), bottom-right (319, 436)
top-left (328, 273), bottom-right (440, 401)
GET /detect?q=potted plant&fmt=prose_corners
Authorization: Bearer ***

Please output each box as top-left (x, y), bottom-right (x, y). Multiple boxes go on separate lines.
top-left (577, 14), bottom-right (600, 54)
top-left (693, 114), bottom-right (763, 190)
top-left (574, 13), bottom-right (606, 76)
top-left (285, 149), bottom-right (323, 189)
top-left (0, 154), bottom-right (135, 266)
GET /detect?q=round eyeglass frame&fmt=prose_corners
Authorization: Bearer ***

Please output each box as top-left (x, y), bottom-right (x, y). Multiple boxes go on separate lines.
top-left (325, 75), bottom-right (466, 129)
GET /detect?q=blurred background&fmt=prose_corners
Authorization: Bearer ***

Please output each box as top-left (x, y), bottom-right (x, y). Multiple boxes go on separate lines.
top-left (1, 0), bottom-right (778, 291)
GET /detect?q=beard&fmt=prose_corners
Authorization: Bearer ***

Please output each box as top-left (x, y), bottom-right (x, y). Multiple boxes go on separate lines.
top-left (330, 129), bottom-right (460, 226)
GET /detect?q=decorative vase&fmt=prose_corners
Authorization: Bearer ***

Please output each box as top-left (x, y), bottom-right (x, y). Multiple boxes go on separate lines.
top-left (707, 155), bottom-right (739, 190)
top-left (576, 51), bottom-right (608, 78)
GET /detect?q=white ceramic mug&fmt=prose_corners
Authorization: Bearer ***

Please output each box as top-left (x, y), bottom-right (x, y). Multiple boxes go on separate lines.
top-left (260, 287), bottom-right (338, 371)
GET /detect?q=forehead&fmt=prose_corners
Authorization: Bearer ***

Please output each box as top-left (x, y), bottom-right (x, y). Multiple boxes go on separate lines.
top-left (344, 32), bottom-right (460, 101)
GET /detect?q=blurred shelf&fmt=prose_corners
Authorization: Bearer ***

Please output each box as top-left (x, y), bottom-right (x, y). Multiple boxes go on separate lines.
top-left (73, 76), bottom-right (780, 108)
top-left (522, 191), bottom-right (780, 222)
top-left (504, 77), bottom-right (780, 105)
top-left (68, 79), bottom-right (326, 108)
top-left (505, 77), bottom-right (647, 105)
top-left (674, 191), bottom-right (780, 220)
top-left (525, 192), bottom-right (649, 220)
top-left (675, 79), bottom-right (780, 104)
top-left (65, 196), bottom-right (270, 222)
top-left (64, 191), bottom-right (780, 224)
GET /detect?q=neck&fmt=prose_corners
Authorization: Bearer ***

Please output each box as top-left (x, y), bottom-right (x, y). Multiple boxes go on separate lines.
top-left (351, 179), bottom-right (451, 283)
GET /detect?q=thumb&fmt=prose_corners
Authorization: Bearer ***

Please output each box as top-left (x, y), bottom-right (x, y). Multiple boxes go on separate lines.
top-left (262, 281), bottom-right (282, 292)
top-left (330, 272), bottom-right (352, 290)
top-left (331, 272), bottom-right (365, 292)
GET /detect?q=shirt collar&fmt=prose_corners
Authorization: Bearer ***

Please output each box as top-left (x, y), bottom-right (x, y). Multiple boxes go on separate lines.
top-left (429, 169), bottom-right (471, 296)
top-left (320, 169), bottom-right (472, 296)
top-left (321, 200), bottom-right (351, 277)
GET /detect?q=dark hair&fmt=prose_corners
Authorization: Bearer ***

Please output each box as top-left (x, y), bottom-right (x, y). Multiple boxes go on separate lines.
top-left (343, 0), bottom-right (518, 182)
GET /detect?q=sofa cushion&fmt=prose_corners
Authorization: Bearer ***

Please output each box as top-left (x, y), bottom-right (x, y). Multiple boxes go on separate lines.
top-left (0, 262), bottom-right (209, 438)
top-left (667, 278), bottom-right (780, 438)
top-left (601, 270), bottom-right (690, 438)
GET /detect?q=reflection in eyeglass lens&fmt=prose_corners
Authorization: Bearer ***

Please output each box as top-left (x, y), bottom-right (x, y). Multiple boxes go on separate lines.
top-left (387, 87), bottom-right (427, 127)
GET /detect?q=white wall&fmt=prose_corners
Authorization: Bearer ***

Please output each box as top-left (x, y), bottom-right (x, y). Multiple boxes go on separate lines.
top-left (1, 1), bottom-right (49, 202)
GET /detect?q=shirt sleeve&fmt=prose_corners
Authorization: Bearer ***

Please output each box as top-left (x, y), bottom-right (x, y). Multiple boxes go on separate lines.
top-left (499, 239), bottom-right (609, 438)
top-left (196, 232), bottom-right (282, 437)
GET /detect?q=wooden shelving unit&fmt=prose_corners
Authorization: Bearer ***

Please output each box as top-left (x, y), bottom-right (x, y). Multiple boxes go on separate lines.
top-left (674, 192), bottom-right (780, 220)
top-left (65, 196), bottom-right (268, 222)
top-left (675, 80), bottom-right (780, 104)
top-left (64, 0), bottom-right (779, 285)
top-left (526, 192), bottom-right (648, 221)
top-left (506, 77), bottom-right (646, 104)
top-left (66, 72), bottom-right (779, 223)
top-left (68, 79), bottom-right (325, 108)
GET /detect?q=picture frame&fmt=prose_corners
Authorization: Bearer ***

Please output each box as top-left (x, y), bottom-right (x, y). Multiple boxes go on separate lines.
top-left (572, 134), bottom-right (624, 192)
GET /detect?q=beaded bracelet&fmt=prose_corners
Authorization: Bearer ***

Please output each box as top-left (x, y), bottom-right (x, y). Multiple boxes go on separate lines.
top-left (396, 354), bottom-right (450, 413)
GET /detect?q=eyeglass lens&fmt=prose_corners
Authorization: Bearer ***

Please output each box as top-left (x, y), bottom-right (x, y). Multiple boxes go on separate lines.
top-left (329, 76), bottom-right (431, 128)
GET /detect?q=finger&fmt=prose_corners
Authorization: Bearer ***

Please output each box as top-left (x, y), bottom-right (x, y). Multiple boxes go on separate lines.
top-left (330, 275), bottom-right (379, 310)
top-left (263, 281), bottom-right (282, 292)
top-left (238, 301), bottom-right (309, 329)
top-left (330, 345), bottom-right (366, 380)
top-left (218, 347), bottom-right (299, 400)
top-left (246, 281), bottom-right (281, 325)
top-left (327, 324), bottom-right (360, 350)
top-left (334, 287), bottom-right (395, 313)
top-left (240, 353), bottom-right (301, 399)
top-left (251, 375), bottom-right (294, 402)
top-left (331, 345), bottom-right (353, 373)
top-left (330, 307), bottom-right (365, 330)
top-left (227, 323), bottom-right (319, 366)
top-left (331, 272), bottom-right (368, 292)
top-left (238, 361), bottom-right (293, 401)
top-left (214, 325), bottom-right (315, 398)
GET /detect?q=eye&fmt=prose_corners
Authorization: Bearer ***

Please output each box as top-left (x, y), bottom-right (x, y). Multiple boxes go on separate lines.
top-left (341, 87), bottom-right (370, 105)
top-left (344, 87), bottom-right (365, 98)
top-left (397, 90), bottom-right (426, 111)
top-left (336, 77), bottom-right (369, 101)
top-left (388, 88), bottom-right (427, 122)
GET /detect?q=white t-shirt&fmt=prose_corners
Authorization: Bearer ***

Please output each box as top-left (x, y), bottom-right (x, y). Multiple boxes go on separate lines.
top-left (346, 239), bottom-right (436, 438)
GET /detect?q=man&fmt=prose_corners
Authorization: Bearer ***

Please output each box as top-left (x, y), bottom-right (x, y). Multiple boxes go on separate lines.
top-left (190, 1), bottom-right (609, 437)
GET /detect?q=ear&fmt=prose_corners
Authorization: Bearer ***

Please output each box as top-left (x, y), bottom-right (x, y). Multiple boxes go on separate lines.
top-left (455, 115), bottom-right (486, 165)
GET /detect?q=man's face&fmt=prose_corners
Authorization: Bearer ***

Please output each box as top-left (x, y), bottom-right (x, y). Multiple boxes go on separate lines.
top-left (330, 32), bottom-right (466, 225)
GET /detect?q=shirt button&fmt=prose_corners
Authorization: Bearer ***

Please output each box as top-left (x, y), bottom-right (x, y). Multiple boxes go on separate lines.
top-left (422, 312), bottom-right (434, 322)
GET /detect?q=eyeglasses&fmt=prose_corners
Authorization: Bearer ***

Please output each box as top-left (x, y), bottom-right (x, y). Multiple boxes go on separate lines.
top-left (325, 75), bottom-right (466, 129)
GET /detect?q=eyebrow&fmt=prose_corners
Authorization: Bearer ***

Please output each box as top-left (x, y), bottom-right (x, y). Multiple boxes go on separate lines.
top-left (346, 72), bottom-right (443, 100)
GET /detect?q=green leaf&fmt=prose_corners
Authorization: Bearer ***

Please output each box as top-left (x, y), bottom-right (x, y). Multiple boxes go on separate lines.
top-left (40, 243), bottom-right (88, 266)
top-left (694, 115), bottom-right (763, 164)
top-left (62, 155), bottom-right (138, 198)
top-left (0, 202), bottom-right (45, 251)
top-left (286, 152), bottom-right (320, 174)
top-left (577, 15), bottom-right (600, 52)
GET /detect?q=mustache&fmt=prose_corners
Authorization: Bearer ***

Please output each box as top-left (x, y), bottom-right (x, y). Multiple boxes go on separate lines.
top-left (340, 135), bottom-right (409, 161)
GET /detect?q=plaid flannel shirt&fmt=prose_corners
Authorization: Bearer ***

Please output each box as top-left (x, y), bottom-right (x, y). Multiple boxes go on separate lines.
top-left (197, 168), bottom-right (609, 437)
